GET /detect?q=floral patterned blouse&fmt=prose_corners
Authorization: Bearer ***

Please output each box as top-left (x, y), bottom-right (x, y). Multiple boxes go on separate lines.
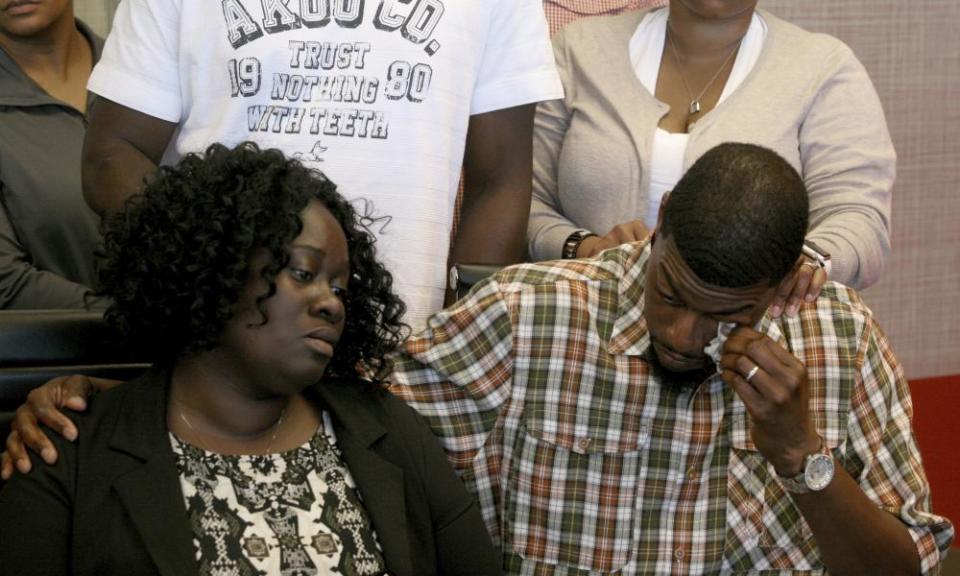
top-left (169, 412), bottom-right (388, 576)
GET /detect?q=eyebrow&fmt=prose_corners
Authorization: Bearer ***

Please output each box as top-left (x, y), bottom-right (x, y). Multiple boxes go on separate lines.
top-left (660, 262), bottom-right (754, 317)
top-left (289, 244), bottom-right (327, 257)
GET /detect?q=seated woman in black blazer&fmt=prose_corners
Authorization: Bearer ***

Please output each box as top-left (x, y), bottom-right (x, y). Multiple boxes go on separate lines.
top-left (0, 143), bottom-right (500, 576)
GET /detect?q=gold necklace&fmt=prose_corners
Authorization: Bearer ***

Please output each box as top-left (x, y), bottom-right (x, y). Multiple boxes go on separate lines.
top-left (176, 402), bottom-right (287, 454)
top-left (666, 23), bottom-right (744, 116)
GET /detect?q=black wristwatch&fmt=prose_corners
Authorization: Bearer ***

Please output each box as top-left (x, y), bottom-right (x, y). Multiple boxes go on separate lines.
top-left (562, 230), bottom-right (596, 259)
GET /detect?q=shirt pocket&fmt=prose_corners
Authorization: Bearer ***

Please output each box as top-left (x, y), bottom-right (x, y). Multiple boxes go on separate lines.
top-left (724, 414), bottom-right (845, 572)
top-left (503, 410), bottom-right (648, 573)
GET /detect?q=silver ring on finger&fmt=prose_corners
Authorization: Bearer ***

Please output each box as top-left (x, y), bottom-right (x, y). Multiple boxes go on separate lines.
top-left (744, 364), bottom-right (760, 383)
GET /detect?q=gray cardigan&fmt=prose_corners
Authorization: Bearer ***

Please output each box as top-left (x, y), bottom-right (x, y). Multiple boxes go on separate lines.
top-left (529, 8), bottom-right (895, 289)
top-left (0, 21), bottom-right (106, 309)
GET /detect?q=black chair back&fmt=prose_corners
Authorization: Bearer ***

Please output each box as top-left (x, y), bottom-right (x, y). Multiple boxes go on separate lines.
top-left (0, 310), bottom-right (151, 439)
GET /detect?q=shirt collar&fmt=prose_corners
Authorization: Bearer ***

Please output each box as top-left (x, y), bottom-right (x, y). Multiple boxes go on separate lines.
top-left (605, 241), bottom-right (652, 356)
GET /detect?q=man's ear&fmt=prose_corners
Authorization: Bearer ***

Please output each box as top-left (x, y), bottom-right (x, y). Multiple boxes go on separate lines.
top-left (655, 192), bottom-right (671, 234)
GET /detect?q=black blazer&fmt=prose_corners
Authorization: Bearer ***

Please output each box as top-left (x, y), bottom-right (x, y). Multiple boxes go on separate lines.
top-left (0, 368), bottom-right (500, 576)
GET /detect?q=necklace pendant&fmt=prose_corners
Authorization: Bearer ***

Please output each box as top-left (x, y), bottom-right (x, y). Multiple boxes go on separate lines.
top-left (689, 100), bottom-right (701, 115)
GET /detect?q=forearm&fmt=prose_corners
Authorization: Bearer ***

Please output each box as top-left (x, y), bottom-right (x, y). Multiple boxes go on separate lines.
top-left (0, 264), bottom-right (107, 310)
top-left (806, 216), bottom-right (888, 290)
top-left (801, 46), bottom-right (894, 290)
top-left (528, 195), bottom-right (582, 262)
top-left (792, 463), bottom-right (920, 575)
top-left (451, 104), bottom-right (536, 266)
top-left (452, 183), bottom-right (530, 265)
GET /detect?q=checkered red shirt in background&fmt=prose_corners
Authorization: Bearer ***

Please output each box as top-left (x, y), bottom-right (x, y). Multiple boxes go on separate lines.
top-left (543, 0), bottom-right (666, 35)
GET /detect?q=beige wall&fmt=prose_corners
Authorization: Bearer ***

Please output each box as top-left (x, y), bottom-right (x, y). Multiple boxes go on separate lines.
top-left (761, 0), bottom-right (960, 379)
top-left (73, 0), bottom-right (119, 37)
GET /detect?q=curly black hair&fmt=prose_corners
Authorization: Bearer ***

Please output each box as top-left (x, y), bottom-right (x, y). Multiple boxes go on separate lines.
top-left (98, 142), bottom-right (408, 381)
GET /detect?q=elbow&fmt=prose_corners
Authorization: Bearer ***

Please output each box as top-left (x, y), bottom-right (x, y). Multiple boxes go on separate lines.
top-left (80, 153), bottom-right (113, 216)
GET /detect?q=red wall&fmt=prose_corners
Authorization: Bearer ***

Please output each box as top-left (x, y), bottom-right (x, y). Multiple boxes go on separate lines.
top-left (910, 374), bottom-right (960, 545)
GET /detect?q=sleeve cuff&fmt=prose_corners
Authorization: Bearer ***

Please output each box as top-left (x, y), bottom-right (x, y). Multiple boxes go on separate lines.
top-left (88, 65), bottom-right (182, 123)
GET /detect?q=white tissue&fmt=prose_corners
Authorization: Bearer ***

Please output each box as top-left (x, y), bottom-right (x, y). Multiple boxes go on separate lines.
top-left (704, 322), bottom-right (737, 367)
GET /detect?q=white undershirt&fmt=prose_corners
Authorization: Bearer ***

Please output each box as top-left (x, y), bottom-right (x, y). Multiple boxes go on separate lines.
top-left (628, 8), bottom-right (768, 227)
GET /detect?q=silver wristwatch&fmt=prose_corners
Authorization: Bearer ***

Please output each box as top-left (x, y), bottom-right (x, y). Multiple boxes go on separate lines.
top-left (777, 439), bottom-right (835, 494)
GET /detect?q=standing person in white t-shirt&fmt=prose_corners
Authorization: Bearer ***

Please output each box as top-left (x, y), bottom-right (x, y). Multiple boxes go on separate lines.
top-left (82, 0), bottom-right (563, 330)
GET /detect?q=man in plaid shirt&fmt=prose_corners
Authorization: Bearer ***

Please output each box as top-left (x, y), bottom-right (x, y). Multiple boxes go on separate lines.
top-left (392, 143), bottom-right (954, 575)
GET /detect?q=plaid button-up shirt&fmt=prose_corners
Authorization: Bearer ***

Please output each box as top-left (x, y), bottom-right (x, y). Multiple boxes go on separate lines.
top-left (542, 0), bottom-right (665, 35)
top-left (391, 242), bottom-right (953, 575)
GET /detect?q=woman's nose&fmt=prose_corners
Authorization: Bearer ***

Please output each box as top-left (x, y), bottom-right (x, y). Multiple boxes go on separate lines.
top-left (309, 283), bottom-right (345, 324)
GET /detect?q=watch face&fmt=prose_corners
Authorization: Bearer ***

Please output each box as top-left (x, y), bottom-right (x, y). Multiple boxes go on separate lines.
top-left (804, 453), bottom-right (835, 491)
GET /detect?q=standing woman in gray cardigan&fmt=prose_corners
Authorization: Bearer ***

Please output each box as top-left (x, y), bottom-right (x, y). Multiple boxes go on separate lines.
top-left (0, 0), bottom-right (105, 309)
top-left (529, 1), bottom-right (894, 317)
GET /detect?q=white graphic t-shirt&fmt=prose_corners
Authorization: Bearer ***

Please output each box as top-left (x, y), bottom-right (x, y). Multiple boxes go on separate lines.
top-left (89, 0), bottom-right (562, 330)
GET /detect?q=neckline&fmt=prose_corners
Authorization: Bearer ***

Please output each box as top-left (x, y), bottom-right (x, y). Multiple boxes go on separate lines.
top-left (622, 7), bottom-right (773, 132)
top-left (169, 421), bottom-right (326, 459)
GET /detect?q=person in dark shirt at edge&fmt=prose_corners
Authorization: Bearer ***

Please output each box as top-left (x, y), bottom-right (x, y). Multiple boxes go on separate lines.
top-left (0, 0), bottom-right (106, 308)
top-left (0, 142), bottom-right (500, 576)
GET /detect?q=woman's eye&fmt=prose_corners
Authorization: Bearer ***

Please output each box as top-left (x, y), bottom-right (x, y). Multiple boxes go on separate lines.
top-left (331, 285), bottom-right (348, 300)
top-left (290, 268), bottom-right (315, 282)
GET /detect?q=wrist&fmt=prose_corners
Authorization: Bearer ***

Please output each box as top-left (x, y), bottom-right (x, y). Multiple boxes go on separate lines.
top-left (561, 230), bottom-right (597, 259)
top-left (772, 433), bottom-right (822, 477)
top-left (776, 435), bottom-right (836, 494)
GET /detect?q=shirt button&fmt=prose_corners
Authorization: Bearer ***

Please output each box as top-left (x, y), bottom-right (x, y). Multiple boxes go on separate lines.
top-left (686, 467), bottom-right (698, 480)
top-left (674, 548), bottom-right (685, 561)
top-left (578, 437), bottom-right (593, 451)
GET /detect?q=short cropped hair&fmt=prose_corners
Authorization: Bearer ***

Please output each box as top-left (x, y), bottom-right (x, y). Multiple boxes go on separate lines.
top-left (98, 142), bottom-right (407, 381)
top-left (660, 143), bottom-right (809, 288)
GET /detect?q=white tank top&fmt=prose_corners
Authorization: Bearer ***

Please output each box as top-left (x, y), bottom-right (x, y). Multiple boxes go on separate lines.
top-left (628, 8), bottom-right (768, 227)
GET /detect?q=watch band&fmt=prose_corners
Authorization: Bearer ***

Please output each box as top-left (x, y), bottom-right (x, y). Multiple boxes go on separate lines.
top-left (562, 230), bottom-right (596, 260)
top-left (777, 439), bottom-right (835, 494)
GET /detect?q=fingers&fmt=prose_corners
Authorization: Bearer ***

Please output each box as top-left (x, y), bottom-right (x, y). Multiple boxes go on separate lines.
top-left (721, 331), bottom-right (799, 396)
top-left (784, 262), bottom-right (818, 316)
top-left (770, 264), bottom-right (799, 318)
top-left (0, 450), bottom-right (12, 480)
top-left (610, 221), bottom-right (650, 244)
top-left (719, 325), bottom-right (764, 355)
top-left (722, 366), bottom-right (763, 409)
top-left (12, 404), bottom-right (61, 465)
top-left (4, 430), bottom-right (32, 476)
top-left (805, 267), bottom-right (828, 302)
top-left (587, 220), bottom-right (652, 257)
top-left (59, 374), bottom-right (96, 412)
top-left (772, 255), bottom-right (828, 319)
top-left (26, 375), bottom-right (91, 443)
top-left (582, 235), bottom-right (617, 258)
